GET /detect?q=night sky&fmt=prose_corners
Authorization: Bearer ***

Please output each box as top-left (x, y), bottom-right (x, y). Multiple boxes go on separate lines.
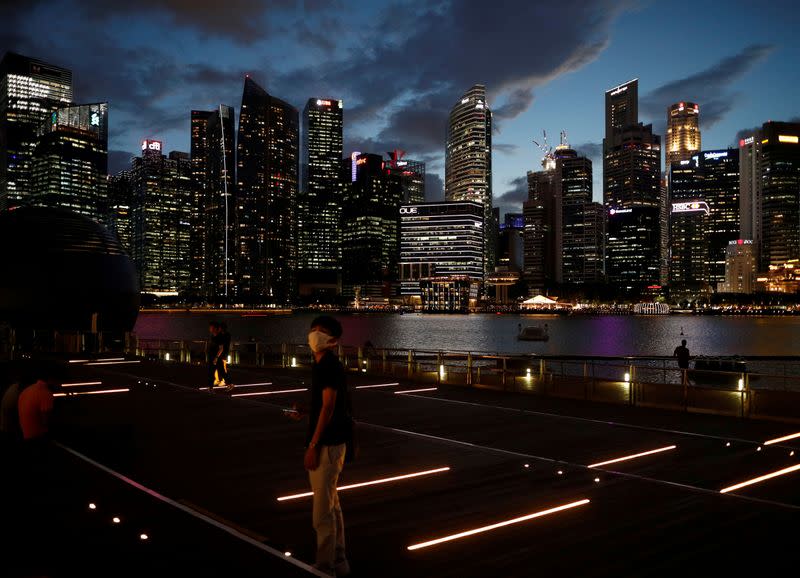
top-left (4, 0), bottom-right (799, 214)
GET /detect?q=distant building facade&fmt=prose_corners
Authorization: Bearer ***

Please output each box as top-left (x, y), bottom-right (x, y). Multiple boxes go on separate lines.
top-left (720, 240), bottom-right (755, 294)
top-left (30, 102), bottom-right (108, 221)
top-left (399, 201), bottom-right (484, 299)
top-left (668, 200), bottom-right (710, 292)
top-left (446, 84), bottom-right (493, 273)
top-left (665, 102), bottom-right (701, 166)
top-left (298, 97), bottom-right (344, 299)
top-left (0, 52), bottom-right (73, 210)
top-left (386, 150), bottom-right (425, 204)
top-left (130, 141), bottom-right (192, 295)
top-left (236, 77), bottom-right (299, 303)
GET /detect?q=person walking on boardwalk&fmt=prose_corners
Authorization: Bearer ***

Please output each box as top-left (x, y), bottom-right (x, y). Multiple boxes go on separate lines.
top-left (288, 315), bottom-right (351, 576)
top-left (673, 339), bottom-right (690, 384)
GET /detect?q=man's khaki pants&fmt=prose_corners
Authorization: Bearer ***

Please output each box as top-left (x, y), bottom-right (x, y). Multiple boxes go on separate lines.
top-left (309, 443), bottom-right (348, 574)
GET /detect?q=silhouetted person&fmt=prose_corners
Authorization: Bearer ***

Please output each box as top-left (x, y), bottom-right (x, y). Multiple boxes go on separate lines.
top-left (207, 321), bottom-right (231, 391)
top-left (673, 339), bottom-right (690, 369)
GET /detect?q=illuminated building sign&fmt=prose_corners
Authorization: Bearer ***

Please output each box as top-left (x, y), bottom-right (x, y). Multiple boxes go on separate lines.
top-left (671, 201), bottom-right (710, 215)
top-left (739, 136), bottom-right (754, 147)
top-left (703, 151), bottom-right (728, 160)
top-left (610, 86), bottom-right (628, 96)
top-left (400, 207), bottom-right (418, 215)
top-left (356, 157), bottom-right (367, 165)
top-left (90, 112), bottom-right (100, 126)
top-left (729, 239), bottom-right (754, 245)
top-left (351, 151), bottom-right (361, 182)
top-left (316, 99), bottom-right (332, 106)
top-left (141, 139), bottom-right (162, 152)
top-left (778, 135), bottom-right (799, 144)
top-left (608, 208), bottom-right (632, 215)
top-left (396, 161), bottom-right (408, 167)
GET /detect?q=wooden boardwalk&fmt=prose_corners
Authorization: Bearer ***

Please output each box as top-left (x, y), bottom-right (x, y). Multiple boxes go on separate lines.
top-left (52, 359), bottom-right (800, 576)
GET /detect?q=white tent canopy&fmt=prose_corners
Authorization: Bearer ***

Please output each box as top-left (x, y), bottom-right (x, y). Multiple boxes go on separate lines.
top-left (522, 295), bottom-right (559, 305)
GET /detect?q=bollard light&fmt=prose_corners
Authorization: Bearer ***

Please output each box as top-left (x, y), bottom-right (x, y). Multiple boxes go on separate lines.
top-left (291, 356), bottom-right (297, 368)
top-left (623, 372), bottom-right (630, 383)
top-left (439, 364), bottom-right (446, 379)
top-left (165, 352), bottom-right (170, 361)
top-left (227, 355), bottom-right (231, 364)
top-left (738, 378), bottom-right (744, 391)
top-left (526, 368), bottom-right (532, 379)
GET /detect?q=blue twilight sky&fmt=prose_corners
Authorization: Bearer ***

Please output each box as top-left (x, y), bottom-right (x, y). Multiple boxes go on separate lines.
top-left (3, 0), bottom-right (798, 214)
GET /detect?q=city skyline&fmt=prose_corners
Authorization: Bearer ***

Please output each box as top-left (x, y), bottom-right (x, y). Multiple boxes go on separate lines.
top-left (3, 1), bottom-right (798, 216)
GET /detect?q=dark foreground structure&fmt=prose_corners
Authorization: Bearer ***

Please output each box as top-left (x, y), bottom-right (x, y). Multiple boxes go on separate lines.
top-left (13, 357), bottom-right (799, 576)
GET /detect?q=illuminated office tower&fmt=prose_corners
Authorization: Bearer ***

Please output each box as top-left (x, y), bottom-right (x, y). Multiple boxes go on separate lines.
top-left (668, 200), bottom-right (710, 291)
top-left (30, 102), bottom-right (108, 221)
top-left (108, 169), bottom-right (132, 253)
top-left (298, 97), bottom-right (343, 299)
top-left (666, 102), bottom-right (701, 166)
top-left (190, 105), bottom-right (235, 300)
top-left (738, 132), bottom-right (762, 262)
top-left (341, 153), bottom-right (403, 299)
top-left (699, 149), bottom-right (739, 284)
top-left (720, 240), bottom-right (756, 294)
top-left (0, 52), bottom-right (73, 210)
top-left (236, 77), bottom-right (299, 303)
top-left (759, 121), bottom-right (800, 270)
top-left (399, 201), bottom-right (484, 298)
top-left (498, 212), bottom-right (524, 272)
top-left (130, 141), bottom-right (192, 295)
top-left (386, 150), bottom-right (425, 204)
top-left (446, 84), bottom-right (493, 273)
top-left (603, 79), bottom-right (662, 291)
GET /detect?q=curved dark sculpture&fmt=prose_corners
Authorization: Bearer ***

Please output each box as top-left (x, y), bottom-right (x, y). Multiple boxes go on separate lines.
top-left (0, 207), bottom-right (139, 331)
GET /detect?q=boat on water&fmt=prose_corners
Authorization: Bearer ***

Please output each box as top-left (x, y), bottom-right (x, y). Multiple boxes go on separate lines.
top-left (517, 325), bottom-right (549, 341)
top-left (632, 302), bottom-right (670, 315)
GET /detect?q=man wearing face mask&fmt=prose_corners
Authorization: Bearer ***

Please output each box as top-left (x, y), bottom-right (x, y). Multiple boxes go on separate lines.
top-left (291, 315), bottom-right (351, 576)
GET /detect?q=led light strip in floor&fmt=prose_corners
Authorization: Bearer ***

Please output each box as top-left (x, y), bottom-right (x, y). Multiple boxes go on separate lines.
top-left (234, 382), bottom-right (273, 388)
top-left (62, 381), bottom-right (103, 388)
top-left (407, 499), bottom-right (590, 551)
top-left (85, 360), bottom-right (141, 366)
top-left (68, 359), bottom-right (91, 364)
top-left (587, 445), bottom-right (677, 468)
top-left (277, 467), bottom-right (451, 502)
top-left (720, 463), bottom-right (800, 494)
top-left (231, 388), bottom-right (307, 397)
top-left (355, 382), bottom-right (400, 389)
top-left (55, 388), bottom-right (130, 397)
top-left (395, 388), bottom-right (438, 395)
top-left (764, 432), bottom-right (800, 446)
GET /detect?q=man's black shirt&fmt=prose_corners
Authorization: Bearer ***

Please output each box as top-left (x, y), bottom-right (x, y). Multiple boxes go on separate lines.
top-left (674, 345), bottom-right (690, 369)
top-left (307, 350), bottom-right (350, 446)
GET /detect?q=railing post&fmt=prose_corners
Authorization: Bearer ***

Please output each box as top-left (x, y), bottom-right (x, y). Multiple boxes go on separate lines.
top-left (467, 352), bottom-right (473, 386)
top-left (281, 343), bottom-right (287, 368)
top-left (501, 357), bottom-right (507, 389)
top-left (407, 349), bottom-right (413, 379)
top-left (381, 348), bottom-right (387, 373)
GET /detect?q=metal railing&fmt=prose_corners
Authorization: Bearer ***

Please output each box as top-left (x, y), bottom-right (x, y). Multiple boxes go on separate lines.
top-left (128, 337), bottom-right (800, 423)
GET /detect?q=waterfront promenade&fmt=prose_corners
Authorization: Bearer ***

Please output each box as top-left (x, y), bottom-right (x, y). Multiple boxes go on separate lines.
top-left (37, 358), bottom-right (800, 576)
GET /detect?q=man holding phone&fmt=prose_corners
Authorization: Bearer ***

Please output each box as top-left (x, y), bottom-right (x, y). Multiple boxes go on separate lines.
top-left (287, 315), bottom-right (351, 576)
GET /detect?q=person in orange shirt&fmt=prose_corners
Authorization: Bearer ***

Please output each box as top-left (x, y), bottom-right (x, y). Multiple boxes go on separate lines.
top-left (17, 361), bottom-right (63, 440)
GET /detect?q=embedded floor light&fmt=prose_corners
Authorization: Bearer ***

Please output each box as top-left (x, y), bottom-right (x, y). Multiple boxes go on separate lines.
top-left (394, 388), bottom-right (437, 395)
top-left (85, 360), bottom-right (140, 366)
top-left (764, 432), bottom-right (800, 446)
top-left (54, 388), bottom-right (130, 397)
top-left (355, 382), bottom-right (400, 389)
top-left (62, 381), bottom-right (103, 388)
top-left (231, 388), bottom-right (307, 397)
top-left (720, 463), bottom-right (800, 494)
top-left (407, 499), bottom-right (590, 551)
top-left (112, 517), bottom-right (121, 524)
top-left (233, 382), bottom-right (273, 388)
top-left (277, 467), bottom-right (450, 502)
top-left (88, 503), bottom-right (97, 510)
top-left (587, 445), bottom-right (676, 469)
top-left (139, 533), bottom-right (149, 541)
top-left (593, 477), bottom-right (600, 483)
top-left (284, 552), bottom-right (292, 557)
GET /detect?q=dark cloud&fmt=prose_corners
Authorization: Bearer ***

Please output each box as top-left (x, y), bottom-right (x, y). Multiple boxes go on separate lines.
top-left (495, 175), bottom-right (528, 207)
top-left (573, 141), bottom-right (602, 160)
top-left (424, 172), bottom-right (444, 202)
top-left (641, 44), bottom-right (774, 132)
top-left (108, 149), bottom-right (135, 175)
top-left (494, 143), bottom-right (520, 155)
top-left (276, 0), bottom-right (626, 155)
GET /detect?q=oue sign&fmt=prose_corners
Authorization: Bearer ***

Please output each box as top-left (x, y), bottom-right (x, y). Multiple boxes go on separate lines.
top-left (400, 207), bottom-right (418, 215)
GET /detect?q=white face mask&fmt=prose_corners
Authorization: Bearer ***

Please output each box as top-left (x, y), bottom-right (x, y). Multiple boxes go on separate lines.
top-left (308, 330), bottom-right (336, 354)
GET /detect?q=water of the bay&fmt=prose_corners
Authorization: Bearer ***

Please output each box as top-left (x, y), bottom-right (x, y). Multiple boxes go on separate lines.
top-left (134, 312), bottom-right (800, 357)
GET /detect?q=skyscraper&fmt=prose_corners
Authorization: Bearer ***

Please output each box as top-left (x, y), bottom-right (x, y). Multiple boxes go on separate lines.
top-left (603, 79), bottom-right (662, 292)
top-left (759, 121), bottom-right (800, 270)
top-left (446, 84), bottom-right (493, 273)
top-left (738, 133), bottom-right (762, 260)
top-left (298, 97), bottom-right (343, 299)
top-left (523, 167), bottom-right (559, 292)
top-left (30, 102), bottom-right (108, 220)
top-left (341, 153), bottom-right (403, 300)
top-left (720, 240), bottom-right (756, 294)
top-left (108, 169), bottom-right (132, 253)
top-left (666, 102), bottom-right (701, 166)
top-left (130, 141), bottom-right (193, 295)
top-left (0, 52), bottom-right (73, 210)
top-left (386, 150), bottom-right (425, 204)
top-left (668, 200), bottom-right (710, 292)
top-left (236, 77), bottom-right (299, 303)
top-left (190, 105), bottom-right (235, 301)
top-left (699, 149), bottom-right (739, 284)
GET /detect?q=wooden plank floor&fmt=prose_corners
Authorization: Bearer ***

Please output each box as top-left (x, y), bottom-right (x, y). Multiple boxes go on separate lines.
top-left (53, 360), bottom-right (800, 577)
